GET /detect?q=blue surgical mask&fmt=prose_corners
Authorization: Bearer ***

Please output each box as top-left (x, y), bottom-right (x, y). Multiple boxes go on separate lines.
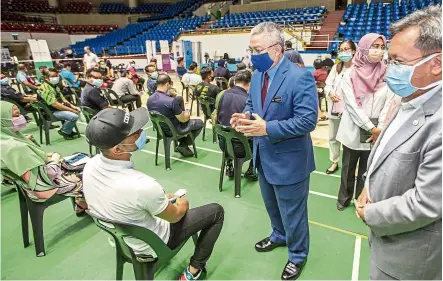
top-left (150, 71), bottom-right (158, 80)
top-left (337, 52), bottom-right (353, 62)
top-left (118, 130), bottom-right (147, 155)
top-left (251, 52), bottom-right (274, 72)
top-left (49, 77), bottom-right (60, 85)
top-left (386, 53), bottom-right (442, 97)
top-left (92, 78), bottom-right (103, 88)
top-left (0, 78), bottom-right (9, 85)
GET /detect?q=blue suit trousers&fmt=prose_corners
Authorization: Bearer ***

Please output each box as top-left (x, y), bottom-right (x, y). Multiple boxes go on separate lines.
top-left (257, 161), bottom-right (310, 264)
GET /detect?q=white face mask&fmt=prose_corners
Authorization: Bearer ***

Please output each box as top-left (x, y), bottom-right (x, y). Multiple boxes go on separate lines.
top-left (368, 49), bottom-right (385, 63)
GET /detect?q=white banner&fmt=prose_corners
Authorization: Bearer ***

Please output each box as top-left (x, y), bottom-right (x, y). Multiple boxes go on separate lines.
top-left (1, 48), bottom-right (12, 63)
top-left (159, 40), bottom-right (169, 55)
top-left (27, 39), bottom-right (52, 62)
top-left (145, 40), bottom-right (156, 60)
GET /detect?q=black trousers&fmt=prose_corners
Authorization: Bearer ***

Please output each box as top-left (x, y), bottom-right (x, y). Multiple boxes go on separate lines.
top-left (218, 136), bottom-right (254, 168)
top-left (120, 94), bottom-right (142, 108)
top-left (167, 203), bottom-right (224, 270)
top-left (337, 145), bottom-right (370, 206)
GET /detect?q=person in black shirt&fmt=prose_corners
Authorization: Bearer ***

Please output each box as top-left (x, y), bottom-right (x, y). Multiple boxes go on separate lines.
top-left (0, 72), bottom-right (37, 117)
top-left (229, 62), bottom-right (247, 88)
top-left (147, 74), bottom-right (203, 157)
top-left (214, 59), bottom-right (231, 88)
top-left (195, 66), bottom-right (220, 112)
top-left (216, 70), bottom-right (256, 180)
top-left (80, 68), bottom-right (111, 113)
top-left (176, 57), bottom-right (187, 77)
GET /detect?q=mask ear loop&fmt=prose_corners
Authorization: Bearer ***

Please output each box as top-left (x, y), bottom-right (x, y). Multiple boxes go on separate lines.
top-left (408, 53), bottom-right (442, 89)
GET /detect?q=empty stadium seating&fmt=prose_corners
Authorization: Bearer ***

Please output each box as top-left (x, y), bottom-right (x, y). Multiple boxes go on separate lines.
top-left (211, 6), bottom-right (326, 28)
top-left (131, 3), bottom-right (172, 14)
top-left (138, 0), bottom-right (207, 21)
top-left (1, 12), bottom-right (44, 23)
top-left (2, 0), bottom-right (91, 13)
top-left (70, 21), bottom-right (159, 55)
top-left (98, 2), bottom-right (131, 14)
top-left (64, 25), bottom-right (118, 33)
top-left (330, 0), bottom-right (441, 50)
top-left (1, 22), bottom-right (62, 32)
top-left (121, 16), bottom-right (211, 54)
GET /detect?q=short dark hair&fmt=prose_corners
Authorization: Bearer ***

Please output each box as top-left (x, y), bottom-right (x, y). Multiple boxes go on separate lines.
top-left (63, 62), bottom-right (72, 68)
top-left (145, 64), bottom-right (156, 73)
top-left (43, 68), bottom-right (58, 78)
top-left (188, 61), bottom-right (197, 71)
top-left (86, 68), bottom-right (101, 78)
top-left (233, 70), bottom-right (252, 85)
top-left (177, 57), bottom-right (184, 64)
top-left (157, 73), bottom-right (172, 86)
top-left (200, 66), bottom-right (212, 80)
top-left (313, 59), bottom-right (323, 70)
top-left (285, 41), bottom-right (292, 49)
top-left (237, 62), bottom-right (246, 71)
top-left (150, 58), bottom-right (157, 63)
top-left (121, 70), bottom-right (131, 77)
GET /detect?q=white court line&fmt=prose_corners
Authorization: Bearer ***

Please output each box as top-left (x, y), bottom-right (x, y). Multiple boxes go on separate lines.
top-left (140, 149), bottom-right (338, 200)
top-left (352, 236), bottom-right (362, 281)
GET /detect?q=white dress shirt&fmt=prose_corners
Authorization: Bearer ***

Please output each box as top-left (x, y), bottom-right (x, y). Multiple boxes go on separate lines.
top-left (83, 52), bottom-right (99, 70)
top-left (181, 72), bottom-right (202, 86)
top-left (324, 64), bottom-right (353, 119)
top-left (336, 72), bottom-right (394, 150)
top-left (365, 85), bottom-right (442, 199)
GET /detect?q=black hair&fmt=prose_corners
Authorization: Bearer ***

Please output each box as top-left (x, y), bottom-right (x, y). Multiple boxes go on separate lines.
top-left (157, 73), bottom-right (171, 86)
top-left (237, 62), bottom-right (246, 71)
top-left (233, 70), bottom-right (252, 85)
top-left (43, 68), bottom-right (58, 78)
top-left (223, 53), bottom-right (229, 60)
top-left (121, 70), bottom-right (131, 77)
top-left (145, 64), bottom-right (156, 73)
top-left (177, 57), bottom-right (184, 64)
top-left (188, 61), bottom-right (197, 71)
top-left (86, 68), bottom-right (101, 78)
top-left (200, 66), bottom-right (212, 80)
top-left (336, 40), bottom-right (357, 74)
top-left (285, 41), bottom-right (292, 49)
top-left (63, 62), bottom-right (71, 68)
top-left (150, 58), bottom-right (157, 63)
top-left (313, 59), bottom-right (323, 70)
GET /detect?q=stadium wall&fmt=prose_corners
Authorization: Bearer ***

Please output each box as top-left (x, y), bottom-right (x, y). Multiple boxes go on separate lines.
top-left (230, 0), bottom-right (335, 13)
top-left (57, 14), bottom-right (129, 27)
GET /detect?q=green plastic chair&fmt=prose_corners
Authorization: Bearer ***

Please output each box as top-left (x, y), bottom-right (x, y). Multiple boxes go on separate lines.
top-left (188, 85), bottom-right (200, 117)
top-left (90, 214), bottom-right (199, 280)
top-left (213, 124), bottom-right (254, 198)
top-left (215, 77), bottom-right (229, 90)
top-left (80, 106), bottom-right (100, 156)
top-left (30, 101), bottom-right (81, 145)
top-left (197, 95), bottom-right (216, 143)
top-left (0, 97), bottom-right (40, 126)
top-left (64, 85), bottom-right (82, 106)
top-left (149, 111), bottom-right (198, 171)
top-left (1, 168), bottom-right (75, 257)
top-left (102, 88), bottom-right (135, 111)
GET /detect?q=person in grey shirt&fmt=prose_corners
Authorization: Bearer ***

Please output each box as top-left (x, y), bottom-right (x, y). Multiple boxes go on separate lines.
top-left (284, 41), bottom-right (304, 67)
top-left (356, 6), bottom-right (442, 280)
top-left (111, 70), bottom-right (142, 108)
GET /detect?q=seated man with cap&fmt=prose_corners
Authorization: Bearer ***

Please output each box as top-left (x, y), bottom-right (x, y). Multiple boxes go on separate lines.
top-left (82, 107), bottom-right (224, 281)
top-left (147, 74), bottom-right (204, 157)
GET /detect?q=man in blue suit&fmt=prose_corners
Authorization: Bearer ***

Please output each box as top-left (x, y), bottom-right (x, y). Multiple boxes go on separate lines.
top-left (231, 22), bottom-right (318, 280)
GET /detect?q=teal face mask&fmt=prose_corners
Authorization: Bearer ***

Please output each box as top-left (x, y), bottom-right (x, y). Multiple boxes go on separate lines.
top-left (337, 52), bottom-right (353, 62)
top-left (49, 77), bottom-right (60, 85)
top-left (386, 53), bottom-right (441, 97)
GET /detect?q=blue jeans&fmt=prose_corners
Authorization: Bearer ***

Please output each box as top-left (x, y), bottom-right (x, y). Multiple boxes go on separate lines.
top-left (53, 111), bottom-right (78, 134)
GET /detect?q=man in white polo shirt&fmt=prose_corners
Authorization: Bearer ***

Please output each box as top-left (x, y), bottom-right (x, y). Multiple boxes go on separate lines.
top-left (82, 107), bottom-right (224, 281)
top-left (83, 46), bottom-right (100, 72)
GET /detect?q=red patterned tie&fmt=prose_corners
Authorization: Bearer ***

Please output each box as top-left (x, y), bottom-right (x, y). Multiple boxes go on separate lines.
top-left (261, 72), bottom-right (269, 108)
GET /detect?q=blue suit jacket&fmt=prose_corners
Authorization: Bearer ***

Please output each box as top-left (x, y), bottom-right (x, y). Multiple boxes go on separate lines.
top-left (244, 56), bottom-right (318, 185)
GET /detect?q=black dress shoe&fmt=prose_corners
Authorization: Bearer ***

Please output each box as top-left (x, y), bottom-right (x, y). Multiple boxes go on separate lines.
top-left (281, 260), bottom-right (305, 280)
top-left (255, 237), bottom-right (286, 252)
top-left (336, 202), bottom-right (349, 211)
top-left (325, 164), bottom-right (339, 174)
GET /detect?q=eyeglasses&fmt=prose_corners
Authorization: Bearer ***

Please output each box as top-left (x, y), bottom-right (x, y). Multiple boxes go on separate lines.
top-left (339, 47), bottom-right (353, 52)
top-left (248, 43), bottom-right (278, 55)
top-left (386, 52), bottom-right (441, 66)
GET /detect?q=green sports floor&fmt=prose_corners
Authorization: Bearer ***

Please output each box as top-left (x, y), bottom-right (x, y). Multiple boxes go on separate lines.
top-left (1, 120), bottom-right (371, 280)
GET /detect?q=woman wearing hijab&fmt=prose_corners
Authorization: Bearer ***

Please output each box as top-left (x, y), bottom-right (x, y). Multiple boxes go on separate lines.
top-left (335, 33), bottom-right (394, 211)
top-left (324, 40), bottom-right (357, 174)
top-left (0, 101), bottom-right (87, 215)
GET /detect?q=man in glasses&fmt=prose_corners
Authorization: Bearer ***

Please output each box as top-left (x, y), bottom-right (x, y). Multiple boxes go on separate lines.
top-left (356, 5), bottom-right (442, 280)
top-left (231, 22), bottom-right (318, 280)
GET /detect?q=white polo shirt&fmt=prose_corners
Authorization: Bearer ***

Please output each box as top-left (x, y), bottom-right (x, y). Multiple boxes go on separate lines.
top-left (83, 52), bottom-right (99, 70)
top-left (82, 154), bottom-right (170, 256)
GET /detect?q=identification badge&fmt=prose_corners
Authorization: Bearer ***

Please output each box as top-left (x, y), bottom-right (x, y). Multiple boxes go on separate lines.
top-left (271, 97), bottom-right (282, 103)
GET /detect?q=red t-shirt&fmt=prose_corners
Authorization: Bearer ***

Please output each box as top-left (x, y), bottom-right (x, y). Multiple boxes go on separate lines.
top-left (313, 69), bottom-right (328, 83)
